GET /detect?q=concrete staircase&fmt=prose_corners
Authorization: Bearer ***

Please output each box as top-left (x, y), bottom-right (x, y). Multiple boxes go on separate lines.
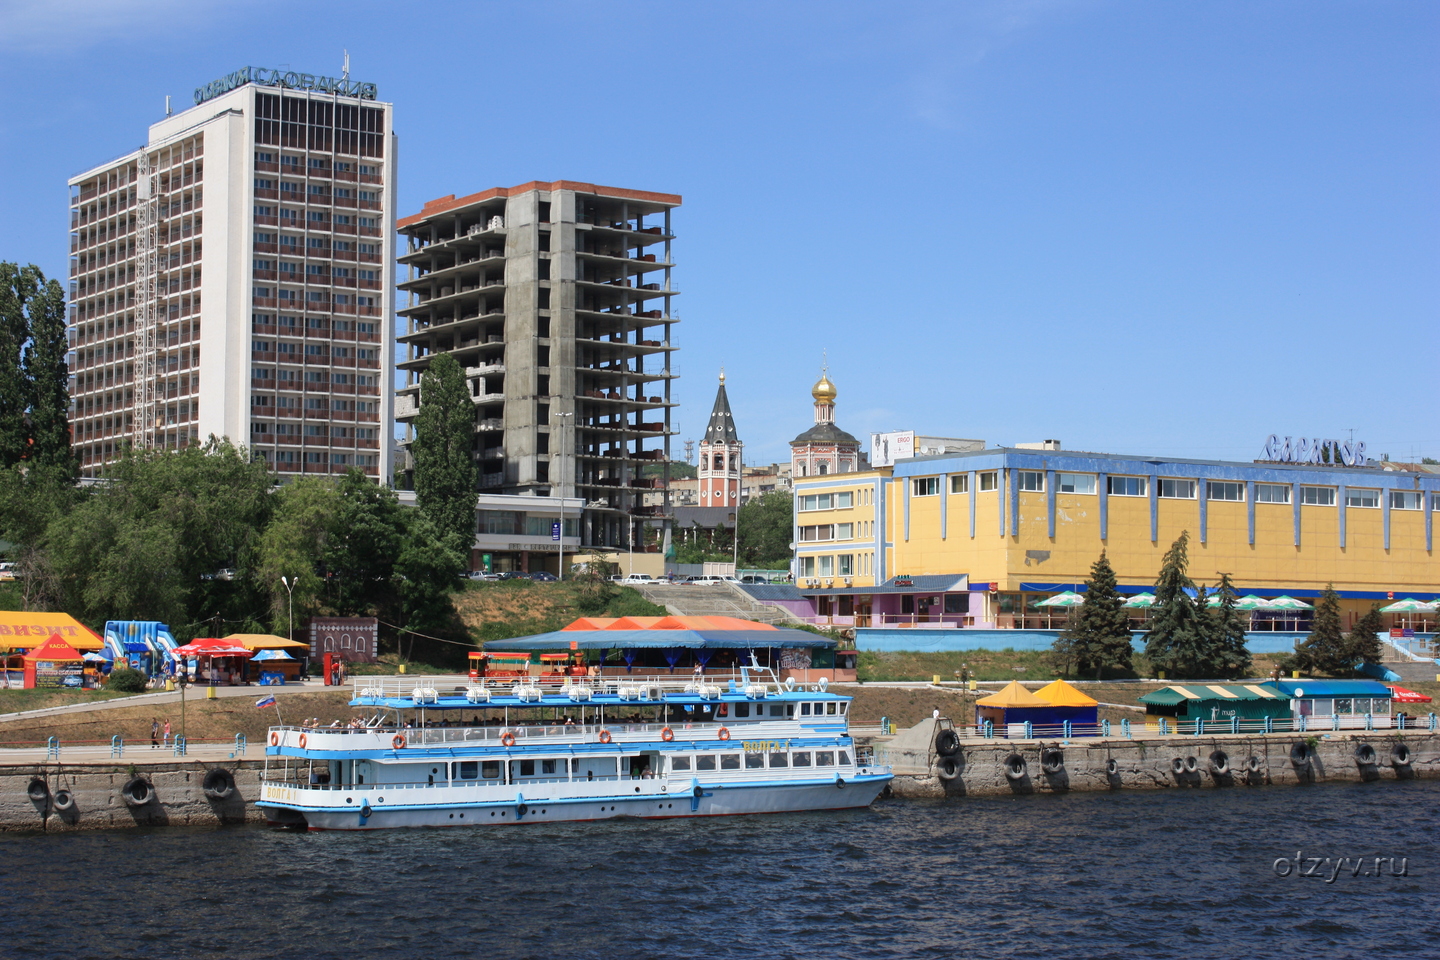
top-left (632, 583), bottom-right (803, 627)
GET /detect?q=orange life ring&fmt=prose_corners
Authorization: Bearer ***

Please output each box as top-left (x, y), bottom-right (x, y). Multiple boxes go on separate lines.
top-left (392, 734), bottom-right (406, 749)
top-left (717, 727), bottom-right (731, 741)
top-left (598, 729), bottom-right (612, 744)
top-left (298, 733), bottom-right (308, 749)
top-left (661, 726), bottom-right (674, 742)
top-left (500, 731), bottom-right (516, 747)
top-left (269, 731), bottom-right (280, 747)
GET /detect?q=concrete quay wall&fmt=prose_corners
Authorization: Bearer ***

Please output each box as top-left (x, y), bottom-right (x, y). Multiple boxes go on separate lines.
top-left (0, 760), bottom-right (267, 832)
top-left (880, 723), bottom-right (1440, 799)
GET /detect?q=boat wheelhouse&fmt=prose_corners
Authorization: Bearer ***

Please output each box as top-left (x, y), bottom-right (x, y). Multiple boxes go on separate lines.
top-left (258, 666), bottom-right (891, 830)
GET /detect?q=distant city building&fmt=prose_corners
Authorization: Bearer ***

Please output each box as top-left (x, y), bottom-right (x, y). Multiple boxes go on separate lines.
top-left (67, 72), bottom-right (395, 480)
top-left (869, 431), bottom-right (985, 468)
top-left (790, 368), bottom-right (861, 478)
top-left (395, 181), bottom-right (679, 569)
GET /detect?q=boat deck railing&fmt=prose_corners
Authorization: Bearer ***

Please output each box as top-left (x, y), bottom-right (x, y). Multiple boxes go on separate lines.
top-left (349, 669), bottom-right (826, 703)
top-left (271, 717), bottom-right (853, 749)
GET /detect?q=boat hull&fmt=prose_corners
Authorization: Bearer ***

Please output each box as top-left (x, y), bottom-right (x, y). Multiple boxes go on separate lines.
top-left (260, 776), bottom-right (891, 831)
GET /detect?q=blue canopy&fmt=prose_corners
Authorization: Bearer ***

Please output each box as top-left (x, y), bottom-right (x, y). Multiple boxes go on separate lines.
top-left (1269, 679), bottom-right (1392, 698)
top-left (252, 649), bottom-right (296, 661)
top-left (485, 628), bottom-right (836, 651)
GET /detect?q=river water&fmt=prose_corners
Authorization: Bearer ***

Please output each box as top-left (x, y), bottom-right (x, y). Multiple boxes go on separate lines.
top-left (2, 780), bottom-right (1436, 959)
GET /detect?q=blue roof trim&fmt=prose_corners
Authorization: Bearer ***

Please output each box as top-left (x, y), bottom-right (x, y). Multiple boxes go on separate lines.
top-left (1270, 679), bottom-right (1393, 697)
top-left (885, 449), bottom-right (1440, 489)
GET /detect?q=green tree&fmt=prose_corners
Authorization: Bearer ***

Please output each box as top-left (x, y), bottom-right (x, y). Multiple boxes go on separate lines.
top-left (393, 510), bottom-right (467, 662)
top-left (737, 491), bottom-right (793, 567)
top-left (1143, 532), bottom-right (1217, 679)
top-left (1054, 552), bottom-right (1133, 680)
top-left (22, 272), bottom-right (73, 476)
top-left (411, 352), bottom-right (477, 555)
top-left (1292, 585), bottom-right (1349, 675)
top-left (255, 477), bottom-right (340, 635)
top-left (1209, 572), bottom-right (1254, 679)
top-left (42, 439), bottom-right (273, 636)
top-left (0, 263), bottom-right (35, 467)
top-left (1345, 603), bottom-right (1384, 667)
top-left (323, 469), bottom-right (404, 616)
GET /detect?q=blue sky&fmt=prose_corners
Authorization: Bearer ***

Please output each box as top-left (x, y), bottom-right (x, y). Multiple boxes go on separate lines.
top-left (2, 0), bottom-right (1435, 466)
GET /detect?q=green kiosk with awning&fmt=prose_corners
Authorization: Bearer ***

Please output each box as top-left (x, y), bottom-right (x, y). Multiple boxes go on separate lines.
top-left (1139, 683), bottom-right (1292, 726)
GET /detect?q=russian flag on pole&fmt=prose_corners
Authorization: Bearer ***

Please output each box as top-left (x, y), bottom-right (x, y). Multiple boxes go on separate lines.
top-left (255, 695), bottom-right (277, 709)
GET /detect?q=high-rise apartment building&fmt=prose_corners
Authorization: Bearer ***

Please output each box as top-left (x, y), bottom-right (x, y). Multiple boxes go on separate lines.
top-left (395, 181), bottom-right (679, 563)
top-left (66, 69), bottom-right (396, 480)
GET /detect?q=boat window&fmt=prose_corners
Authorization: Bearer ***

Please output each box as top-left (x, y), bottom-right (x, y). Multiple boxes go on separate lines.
top-left (453, 761), bottom-right (478, 780)
top-left (769, 704), bottom-right (784, 717)
top-left (801, 703), bottom-right (811, 716)
top-left (793, 752), bottom-right (812, 767)
top-left (541, 759), bottom-right (556, 775)
top-left (745, 753), bottom-right (765, 769)
top-left (481, 761), bottom-right (501, 779)
top-left (826, 702), bottom-right (838, 715)
top-left (815, 751), bottom-right (834, 766)
top-left (671, 756), bottom-right (692, 772)
top-left (569, 758), bottom-right (581, 773)
top-left (787, 704), bottom-right (795, 717)
top-left (720, 754), bottom-right (740, 770)
top-left (696, 755), bottom-right (717, 771)
top-left (768, 752), bottom-right (788, 768)
top-left (837, 750), bottom-right (850, 765)
top-left (736, 703), bottom-right (750, 718)
top-left (519, 759), bottom-right (535, 777)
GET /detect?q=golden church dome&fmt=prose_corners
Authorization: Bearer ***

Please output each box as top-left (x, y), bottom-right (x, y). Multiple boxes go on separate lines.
top-left (811, 373), bottom-right (837, 402)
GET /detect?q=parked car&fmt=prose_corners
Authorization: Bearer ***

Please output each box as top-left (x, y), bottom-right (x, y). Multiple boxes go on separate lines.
top-left (527, 571), bottom-right (559, 582)
top-left (200, 568), bottom-right (237, 582)
top-left (0, 562), bottom-right (15, 581)
top-left (468, 571), bottom-right (502, 581)
top-left (495, 571), bottom-right (529, 580)
top-left (741, 575), bottom-right (771, 584)
top-left (620, 574), bottom-right (654, 584)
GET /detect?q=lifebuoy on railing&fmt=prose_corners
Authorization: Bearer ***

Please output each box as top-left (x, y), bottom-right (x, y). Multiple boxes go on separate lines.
top-left (269, 731), bottom-right (280, 747)
top-left (717, 727), bottom-right (731, 741)
top-left (297, 733), bottom-right (308, 749)
top-left (598, 729), bottom-right (612, 744)
top-left (661, 727), bottom-right (675, 742)
top-left (500, 731), bottom-right (517, 747)
top-left (392, 734), bottom-right (407, 750)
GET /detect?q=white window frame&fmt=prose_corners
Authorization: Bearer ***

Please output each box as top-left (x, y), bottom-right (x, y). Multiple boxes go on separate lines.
top-left (1057, 473), bottom-right (1096, 495)
top-left (1107, 476), bottom-right (1147, 497)
top-left (979, 472), bottom-right (998, 492)
top-left (1016, 471), bottom-right (1045, 492)
top-left (1300, 486), bottom-right (1336, 506)
top-left (911, 477), bottom-right (940, 497)
top-left (1158, 478), bottom-right (1196, 500)
top-left (1345, 488), bottom-right (1379, 509)
top-left (1389, 490), bottom-right (1421, 511)
top-left (1207, 481), bottom-right (1244, 502)
top-left (1255, 483), bottom-right (1290, 504)
top-left (950, 474), bottom-right (968, 494)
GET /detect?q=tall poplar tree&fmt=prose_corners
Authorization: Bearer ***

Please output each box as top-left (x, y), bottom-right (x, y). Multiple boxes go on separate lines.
top-left (1055, 551), bottom-right (1133, 679)
top-left (23, 272), bottom-right (74, 476)
top-left (411, 352), bottom-right (478, 555)
top-left (0, 262), bottom-right (36, 467)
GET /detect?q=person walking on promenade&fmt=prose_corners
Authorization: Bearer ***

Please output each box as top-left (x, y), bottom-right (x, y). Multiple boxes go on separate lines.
top-left (150, 718), bottom-right (160, 749)
top-left (162, 718), bottom-right (172, 748)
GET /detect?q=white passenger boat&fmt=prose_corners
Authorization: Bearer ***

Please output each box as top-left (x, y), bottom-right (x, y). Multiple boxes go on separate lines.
top-left (258, 667), bottom-right (892, 830)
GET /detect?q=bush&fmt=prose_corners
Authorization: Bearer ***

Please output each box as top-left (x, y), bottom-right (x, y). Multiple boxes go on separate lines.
top-left (106, 667), bottom-right (148, 693)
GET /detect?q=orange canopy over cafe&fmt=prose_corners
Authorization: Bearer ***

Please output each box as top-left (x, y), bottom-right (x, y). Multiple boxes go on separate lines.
top-left (0, 612), bottom-right (105, 650)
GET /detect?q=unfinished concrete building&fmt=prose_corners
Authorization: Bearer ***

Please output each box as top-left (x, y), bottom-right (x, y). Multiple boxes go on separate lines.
top-left (396, 181), bottom-right (679, 563)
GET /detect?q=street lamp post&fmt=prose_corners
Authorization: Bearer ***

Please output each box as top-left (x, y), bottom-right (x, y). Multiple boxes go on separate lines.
top-left (552, 412), bottom-right (573, 581)
top-left (280, 576), bottom-right (296, 678)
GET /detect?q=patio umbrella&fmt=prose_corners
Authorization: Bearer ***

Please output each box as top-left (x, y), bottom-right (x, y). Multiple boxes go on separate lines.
top-left (1122, 593), bottom-right (1157, 609)
top-left (170, 640), bottom-right (254, 658)
top-left (1378, 598), bottom-right (1436, 614)
top-left (1386, 685), bottom-right (1433, 703)
top-left (1035, 591), bottom-right (1085, 607)
top-left (251, 649), bottom-right (296, 661)
top-left (1233, 595), bottom-right (1269, 611)
top-left (1259, 596), bottom-right (1312, 611)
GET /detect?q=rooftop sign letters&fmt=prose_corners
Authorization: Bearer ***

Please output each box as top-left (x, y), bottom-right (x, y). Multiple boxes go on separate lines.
top-left (194, 67), bottom-right (378, 106)
top-left (1261, 435), bottom-right (1367, 467)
